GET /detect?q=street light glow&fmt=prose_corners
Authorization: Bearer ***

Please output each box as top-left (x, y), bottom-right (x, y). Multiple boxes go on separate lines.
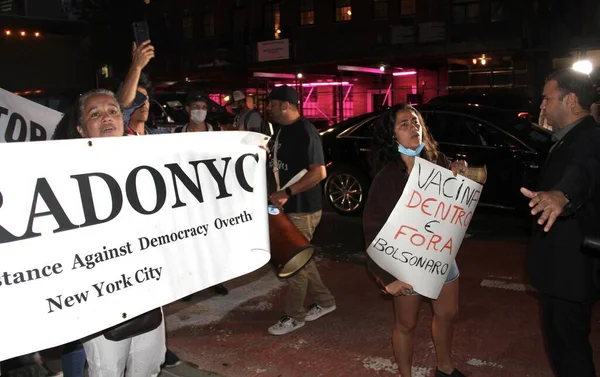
top-left (573, 60), bottom-right (593, 75)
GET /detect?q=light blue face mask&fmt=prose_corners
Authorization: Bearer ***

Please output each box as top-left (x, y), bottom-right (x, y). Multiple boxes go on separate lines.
top-left (397, 142), bottom-right (425, 157)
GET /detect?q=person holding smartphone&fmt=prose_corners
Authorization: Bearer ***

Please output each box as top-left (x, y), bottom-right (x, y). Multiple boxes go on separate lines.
top-left (117, 40), bottom-right (164, 136)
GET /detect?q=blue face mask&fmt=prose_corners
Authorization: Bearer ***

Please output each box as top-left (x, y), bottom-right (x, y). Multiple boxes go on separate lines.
top-left (397, 142), bottom-right (425, 157)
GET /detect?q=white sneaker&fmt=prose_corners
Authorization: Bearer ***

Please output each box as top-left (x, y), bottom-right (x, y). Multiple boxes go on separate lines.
top-left (305, 303), bottom-right (336, 321)
top-left (268, 316), bottom-right (305, 335)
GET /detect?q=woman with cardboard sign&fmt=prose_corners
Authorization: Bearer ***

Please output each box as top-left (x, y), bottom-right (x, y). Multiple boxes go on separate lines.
top-left (363, 104), bottom-right (468, 377)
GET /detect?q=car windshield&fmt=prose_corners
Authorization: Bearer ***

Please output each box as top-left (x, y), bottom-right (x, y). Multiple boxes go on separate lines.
top-left (160, 100), bottom-right (188, 123)
top-left (323, 112), bottom-right (379, 135)
top-left (505, 118), bottom-right (552, 151)
top-left (166, 101), bottom-right (182, 107)
top-left (429, 93), bottom-right (533, 110)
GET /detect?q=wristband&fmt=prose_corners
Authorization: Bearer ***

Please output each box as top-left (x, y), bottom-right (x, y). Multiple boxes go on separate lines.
top-left (285, 187), bottom-right (293, 197)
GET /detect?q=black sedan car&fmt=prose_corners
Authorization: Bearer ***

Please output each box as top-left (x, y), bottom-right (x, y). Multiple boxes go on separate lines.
top-left (320, 103), bottom-right (553, 215)
top-left (427, 91), bottom-right (539, 122)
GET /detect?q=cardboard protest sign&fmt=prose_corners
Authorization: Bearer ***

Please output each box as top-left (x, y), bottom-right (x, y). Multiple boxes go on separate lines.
top-left (366, 157), bottom-right (483, 299)
top-left (0, 87), bottom-right (63, 142)
top-left (0, 131), bottom-right (270, 360)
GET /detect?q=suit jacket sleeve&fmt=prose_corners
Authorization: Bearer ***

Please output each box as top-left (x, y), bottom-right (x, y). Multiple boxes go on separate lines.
top-left (553, 125), bottom-right (600, 212)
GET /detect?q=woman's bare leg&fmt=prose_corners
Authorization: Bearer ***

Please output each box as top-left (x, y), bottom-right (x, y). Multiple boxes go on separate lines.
top-left (430, 279), bottom-right (460, 374)
top-left (392, 294), bottom-right (424, 377)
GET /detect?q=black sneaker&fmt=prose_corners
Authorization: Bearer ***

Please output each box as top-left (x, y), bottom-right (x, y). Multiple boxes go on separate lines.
top-left (212, 284), bottom-right (228, 296)
top-left (435, 368), bottom-right (467, 377)
top-left (163, 349), bottom-right (181, 368)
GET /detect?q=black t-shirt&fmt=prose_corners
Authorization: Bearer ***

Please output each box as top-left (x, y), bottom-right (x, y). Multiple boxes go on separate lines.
top-left (269, 117), bottom-right (325, 213)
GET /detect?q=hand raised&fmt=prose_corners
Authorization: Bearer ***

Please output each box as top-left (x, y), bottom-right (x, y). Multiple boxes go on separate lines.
top-left (131, 40), bottom-right (155, 70)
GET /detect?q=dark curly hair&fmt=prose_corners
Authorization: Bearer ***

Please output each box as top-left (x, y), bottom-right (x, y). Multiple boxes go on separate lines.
top-left (371, 103), bottom-right (439, 174)
top-left (51, 101), bottom-right (80, 140)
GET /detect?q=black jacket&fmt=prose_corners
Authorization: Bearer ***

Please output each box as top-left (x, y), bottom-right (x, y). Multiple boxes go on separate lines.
top-left (528, 116), bottom-right (600, 302)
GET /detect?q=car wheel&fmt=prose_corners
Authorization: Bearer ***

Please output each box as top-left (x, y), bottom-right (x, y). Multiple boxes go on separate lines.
top-left (324, 169), bottom-right (369, 216)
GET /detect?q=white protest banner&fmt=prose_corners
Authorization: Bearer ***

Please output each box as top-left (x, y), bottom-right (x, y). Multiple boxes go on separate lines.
top-left (366, 157), bottom-right (483, 299)
top-left (0, 131), bottom-right (270, 361)
top-left (0, 87), bottom-right (63, 142)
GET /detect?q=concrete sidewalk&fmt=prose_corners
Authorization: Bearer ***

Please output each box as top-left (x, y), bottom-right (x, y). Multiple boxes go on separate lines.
top-left (39, 357), bottom-right (226, 377)
top-left (162, 239), bottom-right (600, 377)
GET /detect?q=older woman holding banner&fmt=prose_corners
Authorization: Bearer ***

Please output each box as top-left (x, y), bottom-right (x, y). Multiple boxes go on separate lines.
top-left (56, 89), bottom-right (165, 377)
top-left (363, 104), bottom-right (468, 377)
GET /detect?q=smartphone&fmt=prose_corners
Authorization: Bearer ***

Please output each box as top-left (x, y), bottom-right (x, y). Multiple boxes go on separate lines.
top-left (132, 21), bottom-right (150, 45)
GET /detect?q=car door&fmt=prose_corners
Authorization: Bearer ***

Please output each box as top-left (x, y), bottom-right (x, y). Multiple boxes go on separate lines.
top-left (323, 115), bottom-right (379, 215)
top-left (477, 118), bottom-right (548, 209)
top-left (422, 111), bottom-right (521, 208)
top-left (341, 115), bottom-right (380, 177)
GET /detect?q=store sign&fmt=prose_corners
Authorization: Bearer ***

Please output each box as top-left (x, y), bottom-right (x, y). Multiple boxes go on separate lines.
top-left (257, 39), bottom-right (290, 62)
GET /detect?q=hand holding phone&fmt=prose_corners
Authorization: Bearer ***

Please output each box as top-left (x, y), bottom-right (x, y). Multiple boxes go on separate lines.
top-left (131, 40), bottom-right (155, 70)
top-left (133, 21), bottom-right (150, 45)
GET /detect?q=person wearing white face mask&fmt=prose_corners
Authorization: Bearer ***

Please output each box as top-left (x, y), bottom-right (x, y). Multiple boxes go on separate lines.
top-left (174, 91), bottom-right (230, 298)
top-left (175, 92), bottom-right (214, 133)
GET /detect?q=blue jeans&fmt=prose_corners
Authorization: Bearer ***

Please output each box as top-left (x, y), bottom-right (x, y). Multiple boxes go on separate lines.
top-left (62, 342), bottom-right (86, 377)
top-left (408, 261), bottom-right (460, 296)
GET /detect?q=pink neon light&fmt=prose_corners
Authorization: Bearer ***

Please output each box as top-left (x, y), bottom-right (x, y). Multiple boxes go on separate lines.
top-left (342, 86), bottom-right (352, 103)
top-left (337, 65), bottom-right (386, 75)
top-left (275, 82), bottom-right (352, 87)
top-left (382, 84), bottom-right (392, 106)
top-left (254, 72), bottom-right (297, 79)
top-left (303, 87), bottom-right (315, 106)
top-left (392, 71), bottom-right (417, 76)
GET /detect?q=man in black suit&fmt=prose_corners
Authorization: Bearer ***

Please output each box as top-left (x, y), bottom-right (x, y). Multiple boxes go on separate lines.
top-left (521, 69), bottom-right (600, 377)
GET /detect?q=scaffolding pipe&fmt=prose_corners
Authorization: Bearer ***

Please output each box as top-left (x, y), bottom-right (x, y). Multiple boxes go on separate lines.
top-left (303, 87), bottom-right (315, 106)
top-left (342, 86), bottom-right (353, 103)
top-left (382, 84), bottom-right (392, 106)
